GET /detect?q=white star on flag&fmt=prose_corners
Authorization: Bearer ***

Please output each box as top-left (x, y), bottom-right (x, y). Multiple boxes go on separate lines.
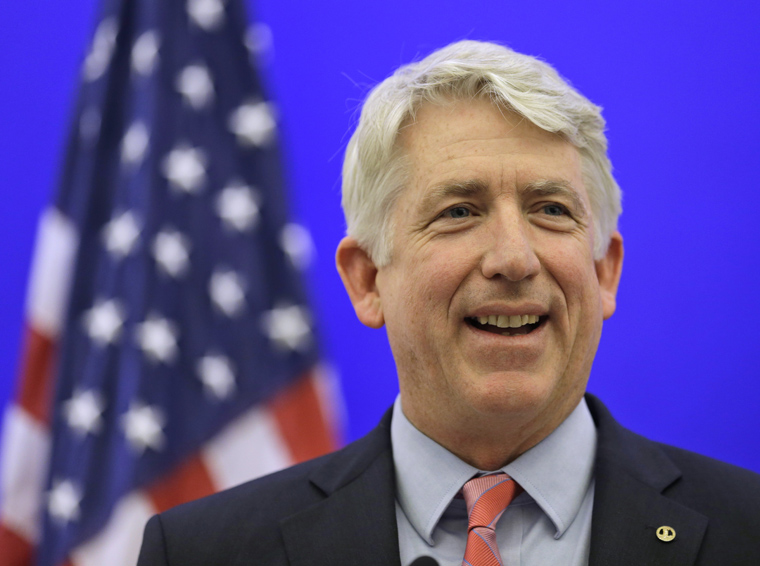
top-left (79, 107), bottom-right (101, 141)
top-left (262, 304), bottom-right (312, 352)
top-left (135, 314), bottom-right (179, 364)
top-left (228, 100), bottom-right (277, 147)
top-left (102, 210), bottom-right (141, 258)
top-left (279, 223), bottom-right (314, 270)
top-left (121, 402), bottom-right (166, 454)
top-left (187, 0), bottom-right (226, 31)
top-left (245, 23), bottom-right (273, 57)
top-left (132, 30), bottom-right (160, 75)
top-left (176, 64), bottom-right (215, 110)
top-left (152, 228), bottom-right (191, 278)
top-left (83, 18), bottom-right (118, 81)
top-left (47, 479), bottom-right (83, 525)
top-left (82, 298), bottom-right (126, 346)
top-left (162, 144), bottom-right (208, 193)
top-left (121, 121), bottom-right (150, 166)
top-left (209, 269), bottom-right (246, 317)
top-left (62, 389), bottom-right (105, 436)
top-left (197, 354), bottom-right (236, 400)
top-left (215, 181), bottom-right (261, 231)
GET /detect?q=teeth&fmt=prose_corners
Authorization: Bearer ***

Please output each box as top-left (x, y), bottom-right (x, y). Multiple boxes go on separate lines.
top-left (474, 314), bottom-right (541, 328)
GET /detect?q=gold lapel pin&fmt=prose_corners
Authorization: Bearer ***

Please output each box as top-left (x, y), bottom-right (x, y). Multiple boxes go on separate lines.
top-left (656, 526), bottom-right (676, 542)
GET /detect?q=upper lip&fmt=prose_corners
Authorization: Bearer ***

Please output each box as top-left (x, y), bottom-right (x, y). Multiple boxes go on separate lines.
top-left (466, 303), bottom-right (548, 319)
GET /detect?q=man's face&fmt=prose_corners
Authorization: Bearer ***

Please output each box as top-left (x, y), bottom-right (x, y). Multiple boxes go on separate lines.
top-left (338, 97), bottom-right (622, 453)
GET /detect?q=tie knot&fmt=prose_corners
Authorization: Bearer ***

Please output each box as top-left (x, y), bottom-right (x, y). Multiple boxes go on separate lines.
top-left (462, 473), bottom-right (519, 530)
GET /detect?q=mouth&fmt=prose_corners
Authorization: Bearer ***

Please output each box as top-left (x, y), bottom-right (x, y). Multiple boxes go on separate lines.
top-left (466, 314), bottom-right (547, 336)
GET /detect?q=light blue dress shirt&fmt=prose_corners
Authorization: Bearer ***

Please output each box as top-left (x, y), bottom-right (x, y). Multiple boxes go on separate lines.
top-left (391, 397), bottom-right (597, 566)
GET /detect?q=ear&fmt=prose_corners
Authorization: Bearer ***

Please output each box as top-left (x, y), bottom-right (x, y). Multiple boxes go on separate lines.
top-left (595, 231), bottom-right (624, 320)
top-left (335, 237), bottom-right (385, 329)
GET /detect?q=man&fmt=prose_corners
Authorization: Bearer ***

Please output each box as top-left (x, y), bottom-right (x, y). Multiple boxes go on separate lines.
top-left (137, 40), bottom-right (760, 566)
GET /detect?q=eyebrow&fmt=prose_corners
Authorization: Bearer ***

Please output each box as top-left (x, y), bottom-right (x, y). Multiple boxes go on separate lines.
top-left (522, 180), bottom-right (589, 217)
top-left (418, 179), bottom-right (489, 211)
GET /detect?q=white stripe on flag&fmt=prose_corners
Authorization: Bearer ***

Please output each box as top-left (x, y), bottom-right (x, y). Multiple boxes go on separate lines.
top-left (201, 405), bottom-right (292, 490)
top-left (70, 492), bottom-right (154, 566)
top-left (25, 207), bottom-right (79, 338)
top-left (311, 364), bottom-right (345, 441)
top-left (0, 406), bottom-right (51, 542)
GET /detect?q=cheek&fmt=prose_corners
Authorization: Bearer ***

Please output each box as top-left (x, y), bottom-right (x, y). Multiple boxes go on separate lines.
top-left (388, 236), bottom-right (482, 325)
top-left (417, 253), bottom-right (472, 310)
top-left (543, 242), bottom-right (598, 292)
top-left (543, 257), bottom-right (604, 341)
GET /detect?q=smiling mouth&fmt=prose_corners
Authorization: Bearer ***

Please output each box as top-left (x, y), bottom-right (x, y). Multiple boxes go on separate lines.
top-left (466, 314), bottom-right (546, 336)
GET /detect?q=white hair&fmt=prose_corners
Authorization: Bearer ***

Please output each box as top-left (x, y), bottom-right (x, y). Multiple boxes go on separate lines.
top-left (341, 40), bottom-right (622, 265)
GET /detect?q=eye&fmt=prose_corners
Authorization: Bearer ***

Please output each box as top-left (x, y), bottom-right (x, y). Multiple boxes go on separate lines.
top-left (444, 206), bottom-right (471, 219)
top-left (542, 204), bottom-right (568, 216)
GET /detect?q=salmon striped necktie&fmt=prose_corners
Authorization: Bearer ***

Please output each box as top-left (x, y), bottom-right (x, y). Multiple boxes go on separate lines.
top-left (461, 474), bottom-right (521, 566)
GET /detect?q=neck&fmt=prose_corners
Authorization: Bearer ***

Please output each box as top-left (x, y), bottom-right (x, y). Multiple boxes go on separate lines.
top-left (401, 395), bottom-right (583, 470)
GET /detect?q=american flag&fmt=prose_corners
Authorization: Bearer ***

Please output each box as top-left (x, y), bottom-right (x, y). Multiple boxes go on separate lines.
top-left (0, 1), bottom-right (342, 565)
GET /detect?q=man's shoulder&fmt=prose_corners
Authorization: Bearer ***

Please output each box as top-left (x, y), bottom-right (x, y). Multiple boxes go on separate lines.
top-left (657, 439), bottom-right (760, 479)
top-left (587, 396), bottom-right (760, 540)
top-left (586, 394), bottom-right (760, 563)
top-left (140, 453), bottom-right (331, 565)
top-left (589, 395), bottom-right (760, 483)
top-left (656, 439), bottom-right (760, 508)
top-left (138, 412), bottom-right (395, 565)
top-left (589, 393), bottom-right (760, 491)
top-left (162, 451), bottom-right (329, 526)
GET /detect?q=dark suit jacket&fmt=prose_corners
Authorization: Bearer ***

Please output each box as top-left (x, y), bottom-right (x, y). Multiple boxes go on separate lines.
top-left (137, 395), bottom-right (760, 565)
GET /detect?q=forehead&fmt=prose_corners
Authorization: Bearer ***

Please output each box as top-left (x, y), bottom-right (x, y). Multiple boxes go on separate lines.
top-left (396, 98), bottom-right (586, 204)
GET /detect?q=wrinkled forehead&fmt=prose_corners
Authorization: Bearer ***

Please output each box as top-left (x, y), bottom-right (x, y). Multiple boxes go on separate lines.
top-left (396, 98), bottom-right (585, 195)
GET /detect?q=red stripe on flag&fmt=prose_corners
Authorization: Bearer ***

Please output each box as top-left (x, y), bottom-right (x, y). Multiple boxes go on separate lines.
top-left (0, 524), bottom-right (33, 566)
top-left (15, 326), bottom-right (56, 425)
top-left (268, 370), bottom-right (338, 463)
top-left (146, 453), bottom-right (216, 513)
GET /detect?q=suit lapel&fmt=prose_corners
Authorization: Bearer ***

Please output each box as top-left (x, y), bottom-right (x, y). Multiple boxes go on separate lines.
top-left (279, 410), bottom-right (402, 566)
top-left (587, 395), bottom-right (707, 566)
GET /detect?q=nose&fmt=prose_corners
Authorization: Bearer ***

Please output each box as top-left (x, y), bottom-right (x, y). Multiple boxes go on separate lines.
top-left (480, 214), bottom-right (541, 281)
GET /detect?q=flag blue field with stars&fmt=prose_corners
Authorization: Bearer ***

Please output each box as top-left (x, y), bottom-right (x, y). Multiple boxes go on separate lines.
top-left (0, 1), bottom-right (341, 565)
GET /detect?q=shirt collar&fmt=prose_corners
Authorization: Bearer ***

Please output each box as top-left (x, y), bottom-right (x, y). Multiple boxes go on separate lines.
top-left (391, 396), bottom-right (597, 544)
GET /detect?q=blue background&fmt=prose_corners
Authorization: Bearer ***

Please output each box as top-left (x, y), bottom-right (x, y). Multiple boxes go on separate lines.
top-left (1, 1), bottom-right (759, 472)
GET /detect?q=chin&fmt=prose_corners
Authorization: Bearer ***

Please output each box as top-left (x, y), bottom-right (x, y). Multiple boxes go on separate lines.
top-left (466, 380), bottom-right (545, 415)
top-left (464, 372), bottom-right (575, 420)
